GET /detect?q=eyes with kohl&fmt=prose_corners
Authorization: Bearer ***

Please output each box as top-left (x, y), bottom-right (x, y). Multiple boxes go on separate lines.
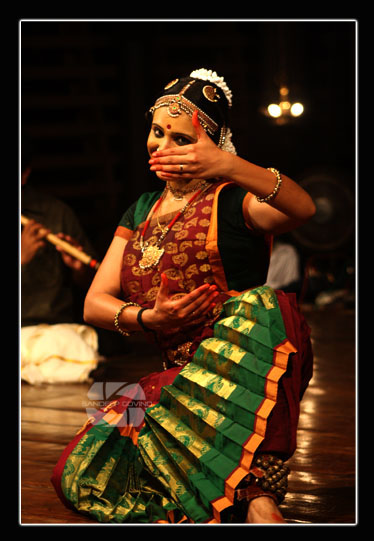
top-left (147, 109), bottom-right (198, 156)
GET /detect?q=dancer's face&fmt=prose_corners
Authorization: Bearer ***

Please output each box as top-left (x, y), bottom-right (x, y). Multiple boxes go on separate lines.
top-left (147, 108), bottom-right (198, 158)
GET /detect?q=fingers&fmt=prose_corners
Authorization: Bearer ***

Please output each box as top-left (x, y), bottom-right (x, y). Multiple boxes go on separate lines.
top-left (24, 220), bottom-right (49, 239)
top-left (22, 220), bottom-right (50, 248)
top-left (148, 112), bottom-right (208, 179)
top-left (177, 284), bottom-right (219, 320)
top-left (150, 266), bottom-right (222, 332)
top-left (55, 233), bottom-right (83, 254)
top-left (149, 162), bottom-right (192, 175)
top-left (150, 145), bottom-right (191, 159)
top-left (149, 150), bottom-right (194, 174)
top-left (155, 279), bottom-right (219, 322)
top-left (158, 272), bottom-right (170, 298)
top-left (21, 220), bottom-right (49, 264)
top-left (56, 233), bottom-right (79, 245)
top-left (192, 110), bottom-right (204, 139)
top-left (159, 277), bottom-right (216, 307)
top-left (177, 283), bottom-right (213, 308)
top-left (186, 288), bottom-right (219, 318)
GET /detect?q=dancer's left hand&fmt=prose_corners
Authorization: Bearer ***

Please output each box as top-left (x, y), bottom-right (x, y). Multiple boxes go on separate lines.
top-left (149, 110), bottom-right (229, 180)
top-left (143, 273), bottom-right (219, 332)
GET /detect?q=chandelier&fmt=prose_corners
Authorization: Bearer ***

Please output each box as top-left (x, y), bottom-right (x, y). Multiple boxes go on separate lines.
top-left (264, 86), bottom-right (304, 125)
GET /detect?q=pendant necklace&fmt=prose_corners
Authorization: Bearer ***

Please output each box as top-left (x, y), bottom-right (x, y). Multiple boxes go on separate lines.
top-left (139, 186), bottom-right (207, 270)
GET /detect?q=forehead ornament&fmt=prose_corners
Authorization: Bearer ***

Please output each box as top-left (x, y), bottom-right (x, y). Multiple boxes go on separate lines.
top-left (150, 95), bottom-right (218, 135)
top-left (167, 96), bottom-right (183, 117)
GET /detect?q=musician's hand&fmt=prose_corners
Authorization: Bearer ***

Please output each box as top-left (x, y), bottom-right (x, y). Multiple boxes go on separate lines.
top-left (21, 219), bottom-right (49, 264)
top-left (142, 273), bottom-right (219, 332)
top-left (55, 233), bottom-right (85, 271)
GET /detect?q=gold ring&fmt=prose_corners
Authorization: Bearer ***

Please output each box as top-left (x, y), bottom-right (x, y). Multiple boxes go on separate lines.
top-left (179, 164), bottom-right (184, 173)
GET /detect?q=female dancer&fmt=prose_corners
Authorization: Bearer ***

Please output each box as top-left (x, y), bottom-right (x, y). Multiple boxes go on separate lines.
top-left (52, 69), bottom-right (315, 524)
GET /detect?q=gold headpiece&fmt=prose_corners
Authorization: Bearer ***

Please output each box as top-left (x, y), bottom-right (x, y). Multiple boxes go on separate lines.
top-left (149, 94), bottom-right (219, 136)
top-left (149, 78), bottom-right (219, 136)
top-left (148, 72), bottom-right (236, 154)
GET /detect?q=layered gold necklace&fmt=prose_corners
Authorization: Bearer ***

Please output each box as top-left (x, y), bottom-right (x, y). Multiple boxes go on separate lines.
top-left (139, 184), bottom-right (209, 270)
top-left (167, 179), bottom-right (210, 201)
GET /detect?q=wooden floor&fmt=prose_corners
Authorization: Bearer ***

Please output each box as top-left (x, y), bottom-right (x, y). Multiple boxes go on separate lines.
top-left (20, 304), bottom-right (356, 525)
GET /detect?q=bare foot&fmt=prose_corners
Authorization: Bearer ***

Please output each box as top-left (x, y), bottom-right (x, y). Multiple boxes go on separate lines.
top-left (246, 496), bottom-right (286, 524)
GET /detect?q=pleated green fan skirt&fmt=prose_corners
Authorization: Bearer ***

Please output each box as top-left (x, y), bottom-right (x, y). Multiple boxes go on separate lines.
top-left (55, 286), bottom-right (296, 523)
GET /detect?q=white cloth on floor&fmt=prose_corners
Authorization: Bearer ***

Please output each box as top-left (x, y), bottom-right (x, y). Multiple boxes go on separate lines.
top-left (21, 323), bottom-right (100, 384)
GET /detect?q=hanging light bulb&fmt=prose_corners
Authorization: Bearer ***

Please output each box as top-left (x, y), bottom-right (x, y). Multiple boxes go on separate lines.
top-left (290, 102), bottom-right (304, 117)
top-left (267, 103), bottom-right (282, 118)
top-left (263, 86), bottom-right (304, 123)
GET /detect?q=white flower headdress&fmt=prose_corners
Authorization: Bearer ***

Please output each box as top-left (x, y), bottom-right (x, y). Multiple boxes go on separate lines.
top-left (189, 68), bottom-right (236, 155)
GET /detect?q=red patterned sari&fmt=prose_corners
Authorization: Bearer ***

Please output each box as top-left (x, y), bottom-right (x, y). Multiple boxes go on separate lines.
top-left (51, 181), bottom-right (313, 523)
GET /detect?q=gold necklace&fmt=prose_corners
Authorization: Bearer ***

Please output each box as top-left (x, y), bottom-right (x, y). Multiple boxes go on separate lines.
top-left (167, 179), bottom-right (210, 201)
top-left (139, 187), bottom-right (206, 270)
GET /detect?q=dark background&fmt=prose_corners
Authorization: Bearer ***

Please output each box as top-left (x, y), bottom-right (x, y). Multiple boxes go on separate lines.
top-left (20, 19), bottom-right (356, 280)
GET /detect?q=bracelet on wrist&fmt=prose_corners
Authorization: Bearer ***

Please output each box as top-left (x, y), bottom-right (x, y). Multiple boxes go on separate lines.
top-left (137, 307), bottom-right (154, 333)
top-left (114, 302), bottom-right (141, 337)
top-left (256, 168), bottom-right (282, 203)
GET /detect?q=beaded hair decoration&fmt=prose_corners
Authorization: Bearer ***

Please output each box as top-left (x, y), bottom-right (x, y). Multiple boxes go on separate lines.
top-left (149, 68), bottom-right (237, 155)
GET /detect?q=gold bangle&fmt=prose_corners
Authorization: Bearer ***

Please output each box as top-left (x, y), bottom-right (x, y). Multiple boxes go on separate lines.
top-left (114, 302), bottom-right (141, 337)
top-left (256, 168), bottom-right (282, 203)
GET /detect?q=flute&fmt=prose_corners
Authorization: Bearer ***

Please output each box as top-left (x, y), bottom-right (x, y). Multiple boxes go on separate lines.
top-left (21, 214), bottom-right (100, 270)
